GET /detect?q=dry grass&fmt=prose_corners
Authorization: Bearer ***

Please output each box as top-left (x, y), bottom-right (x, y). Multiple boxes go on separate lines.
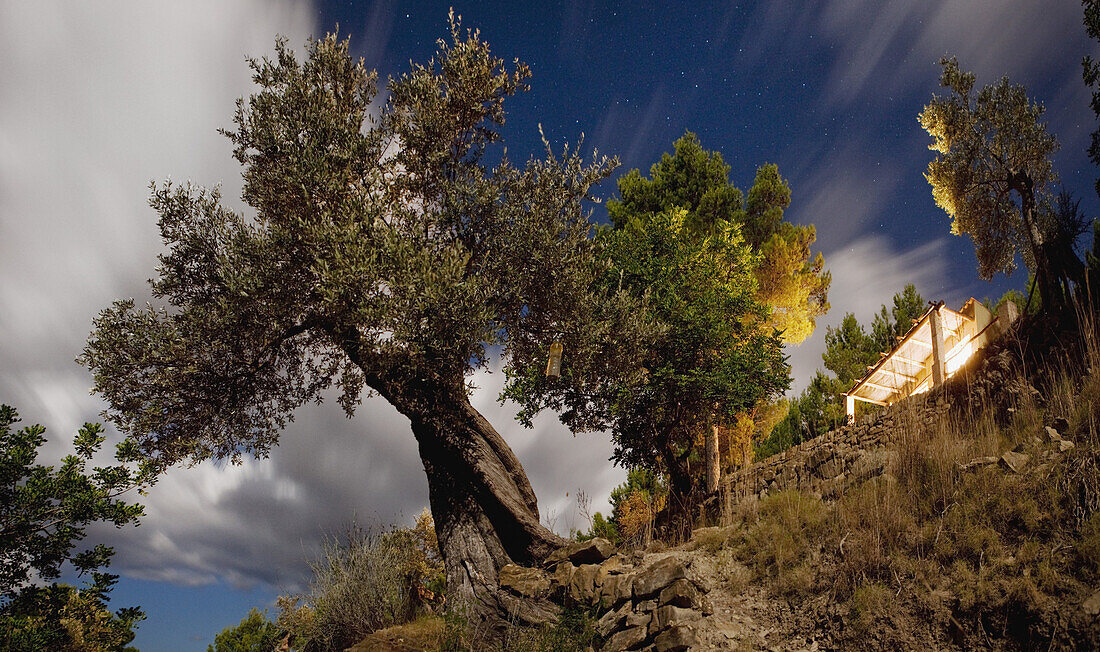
top-left (699, 301), bottom-right (1100, 646)
top-left (277, 518), bottom-right (444, 652)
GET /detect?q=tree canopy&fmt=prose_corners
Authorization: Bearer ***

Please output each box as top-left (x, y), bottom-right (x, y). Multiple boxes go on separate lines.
top-left (919, 56), bottom-right (1075, 311)
top-left (208, 609), bottom-right (282, 652)
top-left (524, 132), bottom-right (827, 510)
top-left (594, 204), bottom-right (789, 505)
top-left (582, 133), bottom-right (828, 502)
top-left (1083, 0), bottom-right (1100, 198)
top-left (608, 133), bottom-right (829, 344)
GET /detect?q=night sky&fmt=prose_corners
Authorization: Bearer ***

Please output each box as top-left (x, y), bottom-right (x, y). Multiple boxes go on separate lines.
top-left (1, 2), bottom-right (1096, 649)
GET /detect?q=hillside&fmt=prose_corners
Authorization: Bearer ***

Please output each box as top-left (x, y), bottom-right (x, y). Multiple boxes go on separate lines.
top-left (355, 312), bottom-right (1100, 650)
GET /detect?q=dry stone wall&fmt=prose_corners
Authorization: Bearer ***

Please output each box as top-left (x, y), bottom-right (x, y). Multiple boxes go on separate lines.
top-left (720, 396), bottom-right (948, 505)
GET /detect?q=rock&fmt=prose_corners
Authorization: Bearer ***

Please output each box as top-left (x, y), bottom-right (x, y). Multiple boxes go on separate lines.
top-left (498, 564), bottom-right (550, 598)
top-left (1044, 426), bottom-right (1062, 442)
top-left (599, 554), bottom-right (629, 576)
top-left (634, 557), bottom-right (688, 598)
top-left (654, 624), bottom-right (696, 652)
top-left (599, 572), bottom-right (634, 605)
top-left (550, 561), bottom-right (576, 598)
top-left (635, 599), bottom-right (658, 612)
top-left (624, 610), bottom-right (651, 628)
top-left (700, 595), bottom-right (714, 616)
top-left (658, 578), bottom-right (700, 609)
top-left (547, 538), bottom-right (616, 566)
top-left (850, 449), bottom-right (890, 483)
top-left (1059, 439), bottom-right (1076, 452)
top-left (602, 625), bottom-right (647, 652)
top-left (648, 605), bottom-right (701, 636)
top-left (597, 601), bottom-right (632, 638)
top-left (959, 456), bottom-right (999, 471)
top-left (1000, 451), bottom-right (1030, 474)
top-left (814, 456), bottom-right (839, 479)
top-left (568, 563), bottom-right (600, 605)
top-left (1082, 590), bottom-right (1100, 617)
top-left (691, 526), bottom-right (722, 541)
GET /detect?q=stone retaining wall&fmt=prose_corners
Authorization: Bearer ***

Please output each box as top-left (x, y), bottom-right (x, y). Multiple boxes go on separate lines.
top-left (719, 396), bottom-right (950, 505)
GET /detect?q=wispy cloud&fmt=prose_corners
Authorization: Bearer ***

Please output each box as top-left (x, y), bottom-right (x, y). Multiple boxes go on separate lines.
top-left (732, 1), bottom-right (1090, 112)
top-left (787, 148), bottom-right (900, 253)
top-left (786, 236), bottom-right (953, 394)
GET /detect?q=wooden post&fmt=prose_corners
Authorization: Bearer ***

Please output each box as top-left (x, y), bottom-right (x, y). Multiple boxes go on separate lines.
top-left (845, 394), bottom-right (856, 423)
top-left (929, 304), bottom-right (946, 387)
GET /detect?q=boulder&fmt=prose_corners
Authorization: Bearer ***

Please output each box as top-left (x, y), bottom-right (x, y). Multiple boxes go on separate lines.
top-left (1044, 426), bottom-right (1062, 442)
top-left (624, 610), bottom-right (651, 628)
top-left (498, 564), bottom-right (550, 598)
top-left (1000, 451), bottom-right (1030, 474)
top-left (959, 456), bottom-right (999, 471)
top-left (1082, 590), bottom-right (1100, 617)
top-left (602, 625), bottom-right (647, 652)
top-left (654, 624), bottom-right (697, 652)
top-left (550, 561), bottom-right (576, 598)
top-left (633, 557), bottom-right (688, 598)
top-left (658, 578), bottom-right (700, 609)
top-left (547, 538), bottom-right (616, 566)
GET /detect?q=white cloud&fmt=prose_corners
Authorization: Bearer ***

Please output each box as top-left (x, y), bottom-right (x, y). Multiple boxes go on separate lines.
top-left (0, 0), bottom-right (623, 591)
top-left (786, 235), bottom-right (953, 395)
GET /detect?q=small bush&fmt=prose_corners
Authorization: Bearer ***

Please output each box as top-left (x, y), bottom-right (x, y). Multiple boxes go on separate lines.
top-left (714, 549), bottom-right (752, 594)
top-left (1076, 511), bottom-right (1100, 578)
top-left (277, 510), bottom-right (444, 651)
top-left (208, 608), bottom-right (282, 652)
top-left (501, 606), bottom-right (602, 652)
top-left (691, 526), bottom-right (731, 554)
top-left (848, 582), bottom-right (890, 636)
top-left (733, 491), bottom-right (831, 595)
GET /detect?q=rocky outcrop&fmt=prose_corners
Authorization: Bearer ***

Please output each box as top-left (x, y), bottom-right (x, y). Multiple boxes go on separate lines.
top-left (495, 539), bottom-right (713, 651)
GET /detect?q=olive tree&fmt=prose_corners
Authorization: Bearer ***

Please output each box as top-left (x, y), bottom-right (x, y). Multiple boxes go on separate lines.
top-left (920, 57), bottom-right (1074, 312)
top-left (81, 19), bottom-right (646, 625)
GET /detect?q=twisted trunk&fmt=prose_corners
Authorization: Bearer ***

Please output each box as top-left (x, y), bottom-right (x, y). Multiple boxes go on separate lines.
top-left (369, 374), bottom-right (564, 627)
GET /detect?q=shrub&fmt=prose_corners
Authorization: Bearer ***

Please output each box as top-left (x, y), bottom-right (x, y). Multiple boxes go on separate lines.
top-left (733, 490), bottom-right (831, 595)
top-left (278, 510), bottom-right (444, 651)
top-left (209, 608), bottom-right (283, 652)
top-left (576, 512), bottom-right (620, 545)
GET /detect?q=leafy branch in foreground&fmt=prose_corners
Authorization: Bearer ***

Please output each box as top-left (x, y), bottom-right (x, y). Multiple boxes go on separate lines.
top-left (0, 404), bottom-right (149, 650)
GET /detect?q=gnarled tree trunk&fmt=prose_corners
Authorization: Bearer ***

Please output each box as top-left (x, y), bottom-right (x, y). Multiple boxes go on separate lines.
top-left (372, 375), bottom-right (565, 628)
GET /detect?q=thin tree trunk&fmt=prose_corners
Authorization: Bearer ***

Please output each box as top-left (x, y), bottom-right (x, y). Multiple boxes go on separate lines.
top-left (705, 422), bottom-right (720, 494)
top-left (375, 377), bottom-right (565, 628)
top-left (1016, 178), bottom-right (1062, 313)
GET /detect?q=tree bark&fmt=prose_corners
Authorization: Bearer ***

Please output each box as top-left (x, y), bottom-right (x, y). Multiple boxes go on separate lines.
top-left (705, 423), bottom-right (720, 494)
top-left (371, 375), bottom-right (565, 628)
top-left (659, 441), bottom-right (698, 542)
top-left (1014, 174), bottom-right (1062, 313)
